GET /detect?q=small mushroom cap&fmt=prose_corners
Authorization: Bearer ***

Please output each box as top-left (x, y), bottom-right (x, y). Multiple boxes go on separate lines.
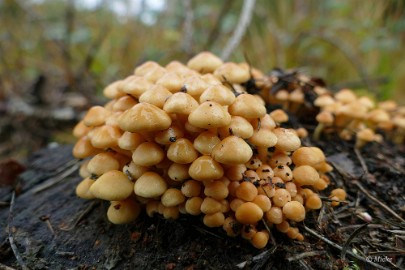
top-left (161, 188), bottom-right (186, 207)
top-left (156, 72), bottom-right (184, 92)
top-left (185, 197), bottom-right (203, 215)
top-left (305, 194), bottom-right (322, 209)
top-left (269, 109), bottom-right (289, 124)
top-left (187, 51), bottom-right (223, 73)
top-left (272, 188), bottom-right (292, 207)
top-left (367, 109), bottom-right (390, 123)
top-left (83, 106), bottom-right (110, 127)
top-left (235, 202), bottom-right (263, 224)
top-left (72, 136), bottom-right (100, 159)
top-left (188, 101), bottom-right (231, 129)
top-left (199, 84), bottom-right (236, 106)
top-left (249, 129), bottom-right (278, 148)
top-left (228, 94), bottom-right (266, 119)
top-left (214, 62), bottom-right (250, 84)
top-left (188, 156), bottom-right (224, 181)
top-left (123, 161), bottom-right (149, 180)
top-left (163, 92), bottom-right (199, 115)
top-left (134, 61), bottom-right (160, 76)
top-left (218, 116), bottom-right (254, 139)
top-left (118, 103), bottom-right (172, 132)
top-left (201, 197), bottom-right (223, 214)
top-left (193, 131), bottom-right (221, 155)
top-left (112, 95), bottom-right (138, 112)
top-left (335, 88), bottom-right (357, 104)
top-left (204, 181), bottom-right (229, 200)
top-left (107, 198), bottom-right (141, 224)
top-left (265, 206), bottom-right (284, 224)
top-left (73, 121), bottom-right (92, 138)
top-left (134, 172), bottom-right (168, 198)
top-left (316, 111), bottom-right (334, 125)
top-left (90, 170), bottom-right (134, 201)
top-left (118, 131), bottom-right (145, 150)
top-left (293, 165), bottom-right (319, 186)
top-left (103, 80), bottom-right (125, 99)
top-left (90, 125), bottom-right (122, 149)
top-left (154, 125), bottom-right (185, 145)
top-left (119, 75), bottom-right (153, 98)
top-left (282, 201), bottom-right (305, 222)
top-left (251, 231), bottom-right (269, 249)
top-left (314, 95), bottom-right (335, 108)
top-left (167, 138), bottom-right (199, 164)
top-left (87, 152), bottom-right (120, 176)
top-left (211, 136), bottom-right (253, 165)
top-left (132, 142), bottom-right (165, 166)
top-left (139, 85), bottom-right (173, 108)
top-left (203, 212), bottom-right (225, 227)
top-left (76, 178), bottom-right (96, 199)
top-left (292, 147), bottom-right (325, 167)
top-left (182, 75), bottom-right (209, 97)
top-left (235, 181), bottom-right (258, 202)
top-left (273, 128), bottom-right (301, 152)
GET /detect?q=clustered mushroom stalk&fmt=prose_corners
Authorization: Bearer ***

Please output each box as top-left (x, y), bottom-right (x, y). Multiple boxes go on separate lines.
top-left (73, 52), bottom-right (340, 249)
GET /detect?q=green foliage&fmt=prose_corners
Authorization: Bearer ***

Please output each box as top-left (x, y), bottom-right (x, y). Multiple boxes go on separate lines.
top-left (0, 0), bottom-right (404, 102)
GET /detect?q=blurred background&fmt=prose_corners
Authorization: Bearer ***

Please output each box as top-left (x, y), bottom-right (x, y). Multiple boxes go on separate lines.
top-left (1, 0), bottom-right (405, 160)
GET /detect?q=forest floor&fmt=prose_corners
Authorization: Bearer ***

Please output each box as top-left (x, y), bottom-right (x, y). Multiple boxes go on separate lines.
top-left (0, 122), bottom-right (404, 269)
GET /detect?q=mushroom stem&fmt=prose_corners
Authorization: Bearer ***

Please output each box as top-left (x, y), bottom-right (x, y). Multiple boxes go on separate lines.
top-left (312, 123), bottom-right (324, 141)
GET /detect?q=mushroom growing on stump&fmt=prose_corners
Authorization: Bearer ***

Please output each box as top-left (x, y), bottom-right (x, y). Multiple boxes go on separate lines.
top-left (72, 51), bottom-right (338, 249)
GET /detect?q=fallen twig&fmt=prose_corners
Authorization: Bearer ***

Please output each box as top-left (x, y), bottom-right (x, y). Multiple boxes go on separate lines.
top-left (59, 200), bottom-right (99, 231)
top-left (235, 245), bottom-right (277, 268)
top-left (352, 180), bottom-right (405, 223)
top-left (303, 224), bottom-right (391, 270)
top-left (287, 250), bottom-right (326, 262)
top-left (7, 192), bottom-right (29, 270)
top-left (341, 223), bottom-right (369, 261)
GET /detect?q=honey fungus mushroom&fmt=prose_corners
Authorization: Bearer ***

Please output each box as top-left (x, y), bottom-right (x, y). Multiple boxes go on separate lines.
top-left (72, 52), bottom-right (342, 249)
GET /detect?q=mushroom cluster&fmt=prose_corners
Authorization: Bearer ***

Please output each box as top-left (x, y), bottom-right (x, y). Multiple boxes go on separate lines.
top-left (312, 89), bottom-right (405, 146)
top-left (72, 52), bottom-right (336, 249)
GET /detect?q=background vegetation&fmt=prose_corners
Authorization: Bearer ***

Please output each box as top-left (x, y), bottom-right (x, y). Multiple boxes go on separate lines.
top-left (1, 0), bottom-right (405, 159)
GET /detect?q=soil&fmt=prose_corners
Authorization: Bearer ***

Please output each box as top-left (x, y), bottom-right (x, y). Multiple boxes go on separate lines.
top-left (0, 132), bottom-right (404, 270)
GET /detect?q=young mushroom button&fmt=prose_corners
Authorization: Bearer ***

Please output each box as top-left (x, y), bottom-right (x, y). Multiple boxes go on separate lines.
top-left (211, 136), bottom-right (253, 165)
top-left (188, 101), bottom-right (231, 129)
top-left (89, 170), bottom-right (134, 201)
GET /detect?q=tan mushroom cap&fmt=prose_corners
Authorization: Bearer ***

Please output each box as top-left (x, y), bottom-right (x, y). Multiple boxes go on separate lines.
top-left (112, 95), bottom-right (137, 112)
top-left (188, 101), bottom-right (231, 129)
top-left (107, 198), bottom-right (142, 224)
top-left (292, 147), bottom-right (325, 167)
top-left (83, 106), bottom-right (110, 127)
top-left (249, 129), bottom-right (278, 148)
top-left (187, 51), bottom-right (224, 73)
top-left (156, 72), bottom-right (184, 92)
top-left (182, 75), bottom-right (209, 97)
top-left (214, 62), bottom-right (250, 84)
top-left (134, 61), bottom-right (160, 76)
top-left (189, 156), bottom-right (224, 181)
top-left (134, 172), bottom-right (168, 198)
top-left (228, 94), bottom-right (266, 119)
top-left (167, 138), bottom-right (199, 164)
top-left (218, 116), bottom-right (254, 139)
top-left (119, 75), bottom-right (153, 98)
top-left (211, 136), bottom-right (253, 165)
top-left (89, 170), bottom-right (134, 201)
top-left (314, 95), bottom-right (335, 108)
top-left (139, 85), bottom-right (173, 109)
top-left (199, 84), bottom-right (236, 106)
top-left (73, 120), bottom-right (92, 138)
top-left (154, 125), bottom-right (185, 145)
top-left (316, 111), bottom-right (334, 125)
top-left (273, 128), bottom-right (301, 152)
top-left (118, 131), bottom-right (144, 150)
top-left (90, 125), bottom-right (122, 149)
top-left (235, 202), bottom-right (263, 224)
top-left (203, 212), bottom-right (225, 227)
top-left (163, 92), bottom-right (199, 115)
top-left (87, 152), bottom-right (120, 176)
top-left (103, 80), bottom-right (125, 99)
top-left (193, 131), bottom-right (221, 155)
top-left (293, 165), bottom-right (319, 186)
top-left (75, 178), bottom-right (96, 199)
top-left (335, 88), bottom-right (357, 104)
top-left (72, 136), bottom-right (100, 159)
top-left (118, 102), bottom-right (172, 132)
top-left (132, 142), bottom-right (165, 166)
top-left (269, 109), bottom-right (289, 124)
top-left (367, 109), bottom-right (390, 123)
top-left (282, 201), bottom-right (305, 222)
top-left (161, 188), bottom-right (186, 207)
